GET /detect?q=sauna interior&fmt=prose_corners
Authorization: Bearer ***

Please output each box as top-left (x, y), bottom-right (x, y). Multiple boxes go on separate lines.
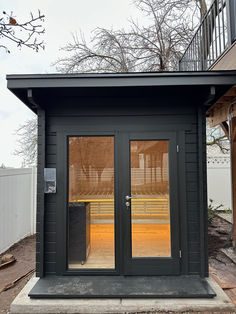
top-left (68, 136), bottom-right (171, 269)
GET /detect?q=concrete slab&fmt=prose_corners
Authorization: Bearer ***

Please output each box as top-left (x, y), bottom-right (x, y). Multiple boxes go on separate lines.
top-left (28, 275), bottom-right (216, 298)
top-left (10, 276), bottom-right (236, 314)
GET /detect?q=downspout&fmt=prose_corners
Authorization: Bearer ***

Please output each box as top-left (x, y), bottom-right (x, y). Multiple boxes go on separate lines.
top-left (27, 89), bottom-right (45, 277)
top-left (204, 86), bottom-right (216, 106)
top-left (27, 89), bottom-right (39, 110)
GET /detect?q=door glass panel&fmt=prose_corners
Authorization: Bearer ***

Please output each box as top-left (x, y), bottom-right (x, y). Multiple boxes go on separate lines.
top-left (130, 140), bottom-right (171, 257)
top-left (68, 136), bottom-right (115, 269)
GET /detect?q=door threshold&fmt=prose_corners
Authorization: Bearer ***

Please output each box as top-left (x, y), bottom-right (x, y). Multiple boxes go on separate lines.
top-left (29, 275), bottom-right (216, 298)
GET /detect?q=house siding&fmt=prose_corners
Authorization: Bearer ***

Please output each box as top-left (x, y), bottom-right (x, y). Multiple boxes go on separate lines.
top-left (36, 109), bottom-right (45, 277)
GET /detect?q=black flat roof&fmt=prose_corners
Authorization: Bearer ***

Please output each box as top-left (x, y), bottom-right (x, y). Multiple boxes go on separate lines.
top-left (7, 70), bottom-right (236, 112)
top-left (7, 70), bottom-right (236, 87)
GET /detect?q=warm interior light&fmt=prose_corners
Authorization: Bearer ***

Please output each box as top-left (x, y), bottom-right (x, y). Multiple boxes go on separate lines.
top-left (68, 137), bottom-right (171, 269)
top-left (130, 140), bottom-right (171, 257)
top-left (68, 136), bottom-right (115, 269)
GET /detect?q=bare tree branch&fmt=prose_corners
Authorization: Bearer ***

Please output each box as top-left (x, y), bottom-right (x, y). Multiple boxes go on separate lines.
top-left (14, 117), bottom-right (37, 167)
top-left (54, 0), bottom-right (203, 73)
top-left (206, 119), bottom-right (230, 154)
top-left (0, 10), bottom-right (45, 53)
top-left (20, 0), bottom-right (224, 161)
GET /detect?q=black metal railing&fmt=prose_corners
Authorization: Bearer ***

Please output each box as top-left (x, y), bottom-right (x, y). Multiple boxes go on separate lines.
top-left (179, 0), bottom-right (236, 71)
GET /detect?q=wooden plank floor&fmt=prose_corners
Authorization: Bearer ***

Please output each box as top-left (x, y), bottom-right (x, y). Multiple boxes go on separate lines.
top-left (70, 224), bottom-right (115, 269)
top-left (69, 224), bottom-right (170, 269)
top-left (132, 224), bottom-right (171, 257)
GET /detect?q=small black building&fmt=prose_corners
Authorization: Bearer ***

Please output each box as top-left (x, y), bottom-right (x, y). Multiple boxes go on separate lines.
top-left (7, 71), bottom-right (236, 298)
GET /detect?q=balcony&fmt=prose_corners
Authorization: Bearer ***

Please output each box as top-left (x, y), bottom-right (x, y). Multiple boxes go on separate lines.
top-left (179, 0), bottom-right (236, 71)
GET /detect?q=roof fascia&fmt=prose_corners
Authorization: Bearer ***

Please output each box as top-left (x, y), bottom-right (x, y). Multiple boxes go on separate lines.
top-left (6, 71), bottom-right (236, 90)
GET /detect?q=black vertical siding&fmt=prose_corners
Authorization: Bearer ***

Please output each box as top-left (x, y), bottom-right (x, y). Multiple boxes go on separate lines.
top-left (37, 98), bottom-right (206, 276)
top-left (44, 132), bottom-right (57, 274)
top-left (202, 110), bottom-right (209, 277)
top-left (36, 109), bottom-right (45, 277)
top-left (185, 129), bottom-right (201, 274)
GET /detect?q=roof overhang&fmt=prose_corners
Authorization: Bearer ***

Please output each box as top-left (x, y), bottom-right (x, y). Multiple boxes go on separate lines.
top-left (7, 71), bottom-right (236, 113)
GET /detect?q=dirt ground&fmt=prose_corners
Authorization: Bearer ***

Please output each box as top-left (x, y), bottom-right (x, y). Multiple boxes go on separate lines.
top-left (0, 235), bottom-right (35, 314)
top-left (0, 218), bottom-right (236, 314)
top-left (208, 216), bottom-right (232, 258)
top-left (208, 216), bottom-right (236, 306)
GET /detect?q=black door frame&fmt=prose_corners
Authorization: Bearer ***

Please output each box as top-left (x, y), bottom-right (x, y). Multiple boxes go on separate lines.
top-left (120, 131), bottom-right (180, 275)
top-left (56, 130), bottom-right (120, 276)
top-left (56, 129), bottom-right (184, 276)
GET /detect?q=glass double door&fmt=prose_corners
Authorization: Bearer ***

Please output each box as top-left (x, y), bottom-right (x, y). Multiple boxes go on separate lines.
top-left (67, 132), bottom-right (180, 275)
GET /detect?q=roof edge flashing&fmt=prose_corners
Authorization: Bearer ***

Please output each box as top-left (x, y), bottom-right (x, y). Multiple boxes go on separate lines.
top-left (5, 70), bottom-right (236, 82)
top-left (6, 71), bottom-right (236, 90)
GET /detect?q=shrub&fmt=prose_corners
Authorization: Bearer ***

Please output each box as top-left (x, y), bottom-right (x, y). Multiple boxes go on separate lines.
top-left (208, 199), bottom-right (224, 224)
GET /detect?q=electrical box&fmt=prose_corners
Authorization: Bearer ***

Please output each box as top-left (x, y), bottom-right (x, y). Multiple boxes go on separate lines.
top-left (44, 168), bottom-right (56, 193)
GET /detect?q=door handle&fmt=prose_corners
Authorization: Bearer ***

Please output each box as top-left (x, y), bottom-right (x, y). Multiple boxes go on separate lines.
top-left (125, 195), bottom-right (137, 200)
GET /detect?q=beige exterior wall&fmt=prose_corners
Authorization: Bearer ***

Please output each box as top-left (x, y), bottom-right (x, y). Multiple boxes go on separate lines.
top-left (210, 41), bottom-right (236, 70)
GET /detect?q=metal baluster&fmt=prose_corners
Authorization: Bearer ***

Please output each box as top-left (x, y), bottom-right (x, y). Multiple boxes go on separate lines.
top-left (221, 0), bottom-right (226, 49)
top-left (217, 0), bottom-right (222, 54)
top-left (193, 38), bottom-right (195, 71)
top-left (210, 6), bottom-right (215, 62)
top-left (190, 42), bottom-right (193, 71)
top-left (200, 25), bottom-right (203, 70)
top-left (206, 15), bottom-right (210, 68)
top-left (195, 32), bottom-right (198, 70)
top-left (196, 35), bottom-right (198, 71)
top-left (198, 31), bottom-right (201, 70)
top-left (203, 18), bottom-right (208, 70)
top-left (214, 2), bottom-right (218, 59)
top-left (186, 50), bottom-right (189, 71)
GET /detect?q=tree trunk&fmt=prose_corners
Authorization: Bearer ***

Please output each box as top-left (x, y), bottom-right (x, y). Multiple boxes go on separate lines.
top-left (199, 0), bottom-right (208, 19)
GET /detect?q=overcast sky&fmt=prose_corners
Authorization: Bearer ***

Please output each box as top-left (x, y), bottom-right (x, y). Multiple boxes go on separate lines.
top-left (0, 0), bottom-right (142, 167)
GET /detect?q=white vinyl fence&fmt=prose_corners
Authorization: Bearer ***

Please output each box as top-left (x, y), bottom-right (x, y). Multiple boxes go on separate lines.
top-left (0, 168), bottom-right (37, 254)
top-left (207, 156), bottom-right (232, 210)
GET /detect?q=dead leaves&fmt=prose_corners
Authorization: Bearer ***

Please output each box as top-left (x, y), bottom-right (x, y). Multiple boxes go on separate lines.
top-left (9, 17), bottom-right (17, 25)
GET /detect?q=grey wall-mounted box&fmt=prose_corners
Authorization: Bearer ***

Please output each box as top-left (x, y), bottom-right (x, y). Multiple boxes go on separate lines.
top-left (44, 168), bottom-right (56, 193)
